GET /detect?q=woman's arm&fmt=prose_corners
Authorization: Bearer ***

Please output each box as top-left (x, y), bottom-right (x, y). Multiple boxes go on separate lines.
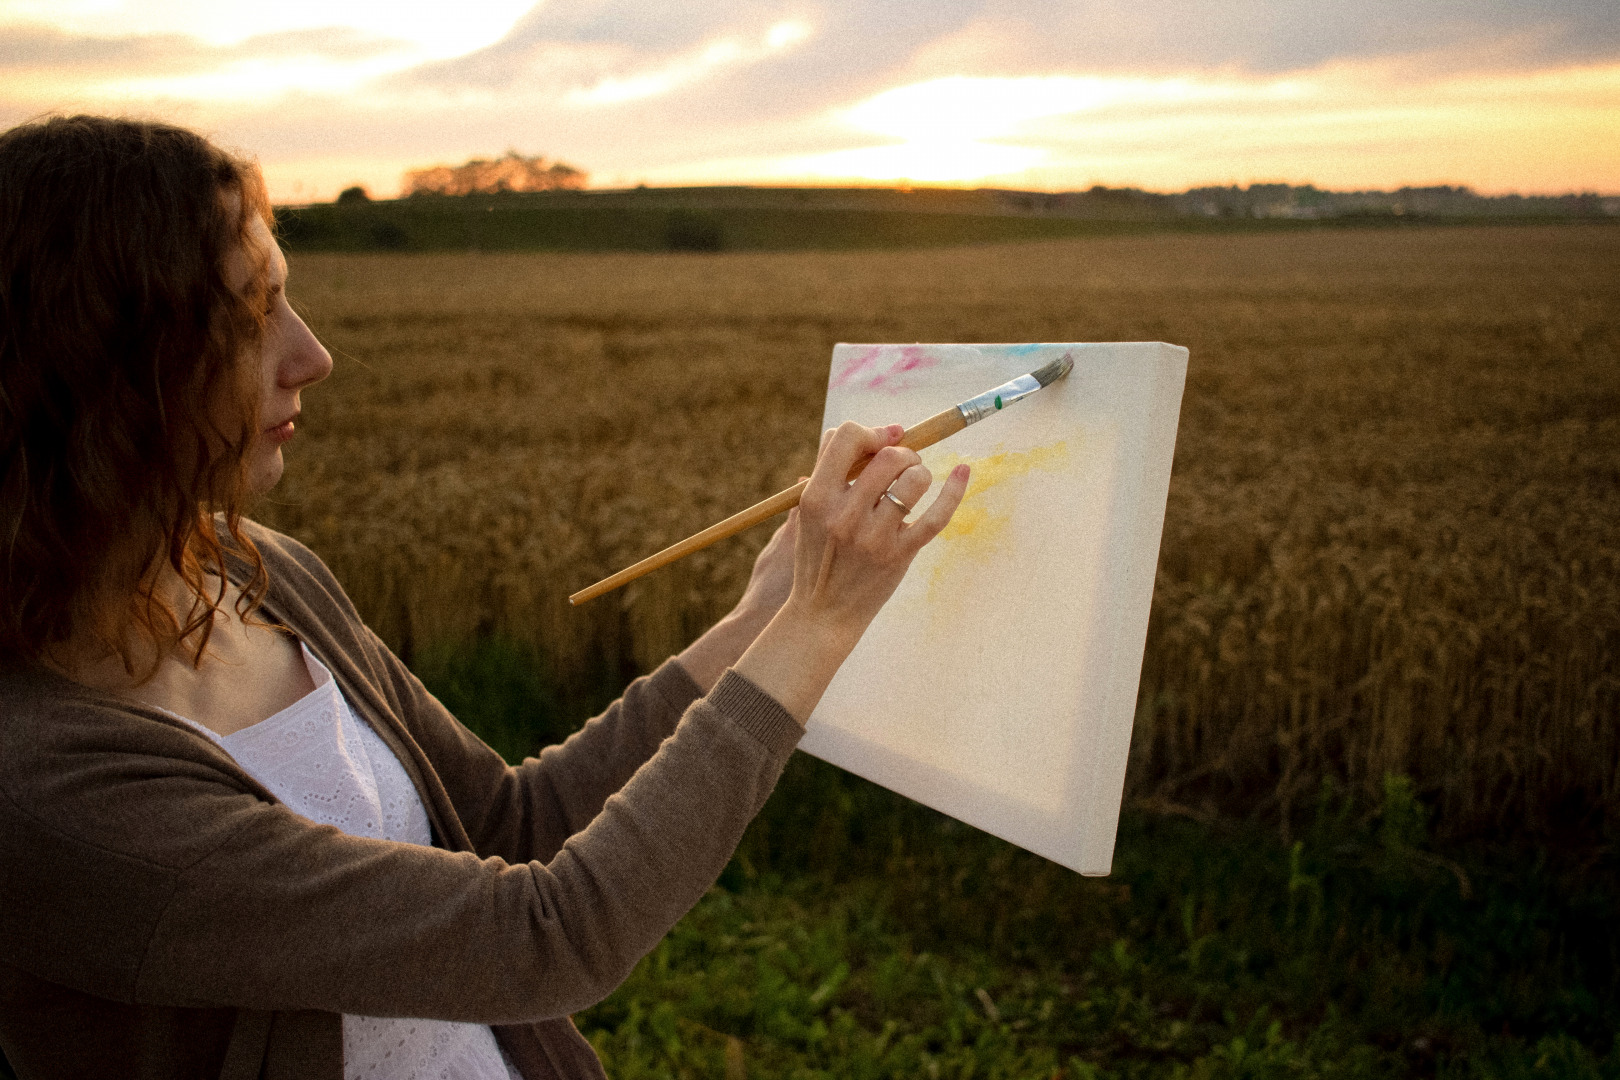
top-left (412, 425), bottom-right (964, 862)
top-left (372, 513), bottom-right (799, 864)
top-left (492, 509), bottom-right (801, 849)
top-left (0, 675), bottom-right (799, 1027)
top-left (672, 507), bottom-right (797, 693)
top-left (737, 422), bottom-right (968, 722)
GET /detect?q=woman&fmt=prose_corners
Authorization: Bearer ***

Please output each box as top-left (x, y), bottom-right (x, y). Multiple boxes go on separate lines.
top-left (0, 116), bottom-right (968, 1079)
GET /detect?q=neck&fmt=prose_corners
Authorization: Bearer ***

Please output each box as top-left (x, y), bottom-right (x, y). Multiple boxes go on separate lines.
top-left (51, 562), bottom-right (236, 694)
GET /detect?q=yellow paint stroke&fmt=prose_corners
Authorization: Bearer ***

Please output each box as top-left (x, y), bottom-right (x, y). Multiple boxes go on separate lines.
top-left (924, 439), bottom-right (1073, 600)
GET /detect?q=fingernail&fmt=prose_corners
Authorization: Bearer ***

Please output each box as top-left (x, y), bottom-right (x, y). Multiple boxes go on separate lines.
top-left (953, 464), bottom-right (970, 480)
top-left (888, 424), bottom-right (904, 439)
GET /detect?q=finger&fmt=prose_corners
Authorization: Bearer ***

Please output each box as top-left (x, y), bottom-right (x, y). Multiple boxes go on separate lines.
top-left (883, 462), bottom-right (933, 512)
top-left (807, 422), bottom-right (899, 504)
top-left (848, 443), bottom-right (921, 509)
top-left (906, 463), bottom-right (971, 547)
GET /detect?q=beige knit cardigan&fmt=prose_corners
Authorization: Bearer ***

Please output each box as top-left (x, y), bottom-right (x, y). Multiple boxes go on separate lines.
top-left (0, 520), bottom-right (803, 1078)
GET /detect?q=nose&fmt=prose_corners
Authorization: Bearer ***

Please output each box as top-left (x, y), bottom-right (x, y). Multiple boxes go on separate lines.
top-left (278, 308), bottom-right (333, 391)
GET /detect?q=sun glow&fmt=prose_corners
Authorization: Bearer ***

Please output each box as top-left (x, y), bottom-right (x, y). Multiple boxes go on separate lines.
top-left (778, 141), bottom-right (1048, 184)
top-left (843, 75), bottom-right (1270, 142)
top-left (762, 61), bottom-right (1620, 190)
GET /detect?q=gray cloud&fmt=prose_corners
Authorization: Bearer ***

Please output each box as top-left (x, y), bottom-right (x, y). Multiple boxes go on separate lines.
top-left (965, 0), bottom-right (1620, 73)
top-left (391, 0), bottom-right (1620, 140)
top-left (401, 0), bottom-right (981, 102)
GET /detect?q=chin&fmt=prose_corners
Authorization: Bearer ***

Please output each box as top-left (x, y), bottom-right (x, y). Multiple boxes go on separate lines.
top-left (245, 449), bottom-right (285, 499)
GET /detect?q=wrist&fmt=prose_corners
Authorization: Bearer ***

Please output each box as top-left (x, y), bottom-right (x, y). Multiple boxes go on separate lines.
top-left (771, 595), bottom-right (864, 656)
top-left (721, 598), bottom-right (776, 636)
top-left (733, 597), bottom-right (862, 724)
top-left (675, 616), bottom-right (749, 693)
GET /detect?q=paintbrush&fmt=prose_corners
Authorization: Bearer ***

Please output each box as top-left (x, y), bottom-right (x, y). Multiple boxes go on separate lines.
top-left (569, 353), bottom-right (1075, 605)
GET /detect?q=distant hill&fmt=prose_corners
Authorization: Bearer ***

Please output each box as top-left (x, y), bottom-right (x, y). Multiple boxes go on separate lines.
top-left (273, 183), bottom-right (1620, 254)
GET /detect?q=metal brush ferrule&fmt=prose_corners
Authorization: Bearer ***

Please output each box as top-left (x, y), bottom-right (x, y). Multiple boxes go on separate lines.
top-left (956, 373), bottom-right (1042, 426)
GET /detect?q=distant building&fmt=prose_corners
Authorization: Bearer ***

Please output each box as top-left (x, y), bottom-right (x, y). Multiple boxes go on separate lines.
top-left (404, 152), bottom-right (586, 196)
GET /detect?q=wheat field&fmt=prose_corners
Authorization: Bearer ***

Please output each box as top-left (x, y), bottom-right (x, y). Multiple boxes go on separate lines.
top-left (260, 224), bottom-right (1620, 838)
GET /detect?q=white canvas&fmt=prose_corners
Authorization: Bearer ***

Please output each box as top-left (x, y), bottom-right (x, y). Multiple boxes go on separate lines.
top-left (800, 342), bottom-right (1188, 875)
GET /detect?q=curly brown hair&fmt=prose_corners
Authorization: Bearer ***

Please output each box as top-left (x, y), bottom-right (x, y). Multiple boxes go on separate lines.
top-left (0, 115), bottom-right (274, 678)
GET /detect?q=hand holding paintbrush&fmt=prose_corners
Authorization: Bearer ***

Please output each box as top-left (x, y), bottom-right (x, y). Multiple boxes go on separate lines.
top-left (575, 353), bottom-right (1074, 723)
top-left (571, 353), bottom-right (1074, 605)
top-left (726, 420), bottom-right (972, 722)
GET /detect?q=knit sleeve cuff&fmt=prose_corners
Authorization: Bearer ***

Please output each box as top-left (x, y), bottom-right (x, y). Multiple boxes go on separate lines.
top-left (705, 670), bottom-right (803, 759)
top-left (647, 657), bottom-right (705, 722)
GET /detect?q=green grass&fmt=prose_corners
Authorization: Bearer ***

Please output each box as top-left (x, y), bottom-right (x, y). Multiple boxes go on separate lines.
top-left (420, 639), bottom-right (1620, 1079)
top-left (571, 762), bottom-right (1620, 1079)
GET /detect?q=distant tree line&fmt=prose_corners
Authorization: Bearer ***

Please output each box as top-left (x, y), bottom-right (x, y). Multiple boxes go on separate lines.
top-left (991, 183), bottom-right (1620, 220)
top-left (1175, 182), bottom-right (1620, 219)
top-left (403, 151), bottom-right (586, 197)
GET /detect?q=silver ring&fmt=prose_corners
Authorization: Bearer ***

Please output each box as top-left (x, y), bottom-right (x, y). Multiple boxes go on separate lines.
top-left (880, 490), bottom-right (912, 513)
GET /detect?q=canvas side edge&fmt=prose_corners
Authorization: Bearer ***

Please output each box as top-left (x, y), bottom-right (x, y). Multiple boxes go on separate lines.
top-left (1078, 342), bottom-right (1190, 875)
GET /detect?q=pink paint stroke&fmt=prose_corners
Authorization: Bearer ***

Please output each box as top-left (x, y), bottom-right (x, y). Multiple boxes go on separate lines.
top-left (864, 346), bottom-right (939, 394)
top-left (830, 347), bottom-right (884, 390)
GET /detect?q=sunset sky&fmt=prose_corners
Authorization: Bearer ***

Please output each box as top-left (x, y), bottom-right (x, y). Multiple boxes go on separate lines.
top-left (2, 0), bottom-right (1616, 202)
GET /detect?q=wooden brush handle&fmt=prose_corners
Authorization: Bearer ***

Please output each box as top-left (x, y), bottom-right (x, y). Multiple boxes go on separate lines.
top-left (889, 406), bottom-right (969, 461)
top-left (569, 482), bottom-right (808, 606)
top-left (569, 406), bottom-right (967, 605)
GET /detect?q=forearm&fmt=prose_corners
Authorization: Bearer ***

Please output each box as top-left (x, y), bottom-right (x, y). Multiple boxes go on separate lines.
top-left (687, 421), bottom-right (968, 728)
top-left (674, 604), bottom-right (774, 693)
top-left (733, 601), bottom-right (861, 725)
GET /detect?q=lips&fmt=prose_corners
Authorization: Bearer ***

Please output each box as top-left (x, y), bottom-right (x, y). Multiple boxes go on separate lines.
top-left (265, 416), bottom-right (297, 444)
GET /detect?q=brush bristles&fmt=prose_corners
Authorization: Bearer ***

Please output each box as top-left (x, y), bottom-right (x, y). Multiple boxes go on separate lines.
top-left (1030, 353), bottom-right (1075, 387)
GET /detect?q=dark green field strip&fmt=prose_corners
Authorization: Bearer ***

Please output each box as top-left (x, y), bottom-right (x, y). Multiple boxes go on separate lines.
top-left (275, 198), bottom-right (1610, 254)
top-left (275, 202), bottom-right (1143, 253)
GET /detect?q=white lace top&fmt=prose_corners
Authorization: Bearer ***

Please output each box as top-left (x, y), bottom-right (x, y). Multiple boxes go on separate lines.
top-left (170, 644), bottom-right (525, 1080)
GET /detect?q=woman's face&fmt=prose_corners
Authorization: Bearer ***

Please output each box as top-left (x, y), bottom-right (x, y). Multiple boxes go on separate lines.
top-left (233, 210), bottom-right (332, 496)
